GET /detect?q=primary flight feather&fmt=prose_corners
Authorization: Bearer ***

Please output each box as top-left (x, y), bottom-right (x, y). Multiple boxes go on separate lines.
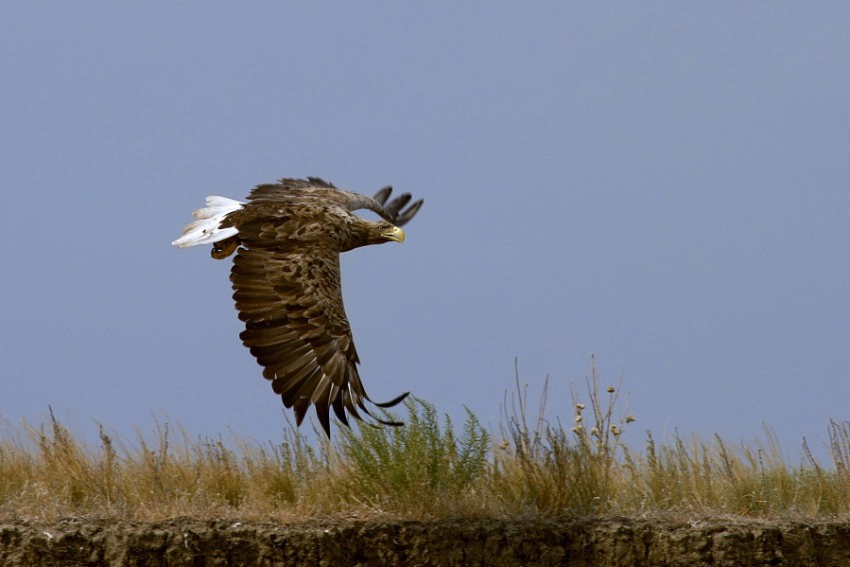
top-left (173, 177), bottom-right (423, 438)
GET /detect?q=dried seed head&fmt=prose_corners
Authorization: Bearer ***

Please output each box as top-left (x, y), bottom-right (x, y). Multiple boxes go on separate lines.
top-left (575, 415), bottom-right (583, 423)
top-left (625, 415), bottom-right (636, 423)
top-left (607, 386), bottom-right (615, 393)
top-left (576, 403), bottom-right (585, 410)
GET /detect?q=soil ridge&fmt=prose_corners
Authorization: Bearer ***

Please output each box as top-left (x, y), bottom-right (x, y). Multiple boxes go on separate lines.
top-left (1, 516), bottom-right (848, 566)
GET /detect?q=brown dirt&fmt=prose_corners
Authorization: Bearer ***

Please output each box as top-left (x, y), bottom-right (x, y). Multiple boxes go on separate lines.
top-left (1, 516), bottom-right (849, 566)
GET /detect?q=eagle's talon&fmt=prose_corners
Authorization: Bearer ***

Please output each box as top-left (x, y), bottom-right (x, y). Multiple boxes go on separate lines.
top-left (211, 236), bottom-right (240, 259)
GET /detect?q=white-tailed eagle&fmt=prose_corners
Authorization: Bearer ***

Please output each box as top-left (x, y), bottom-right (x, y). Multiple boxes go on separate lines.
top-left (172, 177), bottom-right (423, 437)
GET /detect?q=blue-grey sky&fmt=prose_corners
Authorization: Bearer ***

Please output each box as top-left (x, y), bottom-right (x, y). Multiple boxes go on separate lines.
top-left (2, 3), bottom-right (848, 458)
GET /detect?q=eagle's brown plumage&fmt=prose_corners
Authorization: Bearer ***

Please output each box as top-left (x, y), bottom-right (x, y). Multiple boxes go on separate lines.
top-left (173, 177), bottom-right (423, 437)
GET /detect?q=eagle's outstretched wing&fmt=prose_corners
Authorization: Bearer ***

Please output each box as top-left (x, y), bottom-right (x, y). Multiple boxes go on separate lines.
top-left (231, 245), bottom-right (406, 437)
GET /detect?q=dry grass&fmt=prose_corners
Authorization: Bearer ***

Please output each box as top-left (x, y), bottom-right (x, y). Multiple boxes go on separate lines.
top-left (2, 357), bottom-right (850, 522)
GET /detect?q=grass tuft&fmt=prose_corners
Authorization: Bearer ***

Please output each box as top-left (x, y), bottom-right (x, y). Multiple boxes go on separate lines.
top-left (335, 397), bottom-right (490, 516)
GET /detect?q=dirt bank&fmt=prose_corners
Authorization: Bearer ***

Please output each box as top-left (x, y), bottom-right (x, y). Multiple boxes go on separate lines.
top-left (1, 516), bottom-right (848, 566)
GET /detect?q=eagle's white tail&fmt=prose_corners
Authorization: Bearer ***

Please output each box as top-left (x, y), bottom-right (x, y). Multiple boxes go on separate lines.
top-left (172, 196), bottom-right (244, 248)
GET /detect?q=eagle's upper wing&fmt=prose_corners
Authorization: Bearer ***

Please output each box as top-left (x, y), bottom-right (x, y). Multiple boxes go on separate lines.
top-left (344, 186), bottom-right (424, 228)
top-left (230, 223), bottom-right (406, 437)
top-left (245, 177), bottom-right (424, 228)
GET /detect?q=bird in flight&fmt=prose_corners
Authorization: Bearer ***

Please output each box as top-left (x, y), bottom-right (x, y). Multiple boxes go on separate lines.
top-left (173, 177), bottom-right (423, 437)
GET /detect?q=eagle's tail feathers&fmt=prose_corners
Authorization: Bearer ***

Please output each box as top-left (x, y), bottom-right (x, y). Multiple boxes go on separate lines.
top-left (172, 196), bottom-right (244, 248)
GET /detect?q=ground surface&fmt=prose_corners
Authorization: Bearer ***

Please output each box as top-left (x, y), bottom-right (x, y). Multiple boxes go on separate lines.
top-left (1, 517), bottom-right (849, 566)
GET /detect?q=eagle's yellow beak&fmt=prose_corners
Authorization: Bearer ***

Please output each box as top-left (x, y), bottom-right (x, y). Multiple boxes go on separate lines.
top-left (384, 226), bottom-right (405, 243)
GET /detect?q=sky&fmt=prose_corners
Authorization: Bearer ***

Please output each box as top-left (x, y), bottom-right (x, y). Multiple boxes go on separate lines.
top-left (1, 3), bottom-right (848, 460)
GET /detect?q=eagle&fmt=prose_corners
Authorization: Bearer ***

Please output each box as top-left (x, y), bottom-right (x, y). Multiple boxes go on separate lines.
top-left (172, 177), bottom-right (423, 438)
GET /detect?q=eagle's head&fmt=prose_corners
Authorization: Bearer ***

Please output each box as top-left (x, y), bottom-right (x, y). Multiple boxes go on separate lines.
top-left (344, 219), bottom-right (405, 251)
top-left (377, 222), bottom-right (405, 243)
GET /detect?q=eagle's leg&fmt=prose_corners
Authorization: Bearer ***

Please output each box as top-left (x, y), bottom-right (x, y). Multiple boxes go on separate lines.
top-left (211, 236), bottom-right (241, 259)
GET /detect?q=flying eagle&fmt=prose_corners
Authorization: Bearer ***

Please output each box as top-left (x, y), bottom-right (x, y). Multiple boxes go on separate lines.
top-left (172, 177), bottom-right (423, 437)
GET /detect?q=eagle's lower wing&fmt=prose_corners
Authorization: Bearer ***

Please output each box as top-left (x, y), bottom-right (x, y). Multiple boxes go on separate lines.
top-left (230, 246), bottom-right (406, 437)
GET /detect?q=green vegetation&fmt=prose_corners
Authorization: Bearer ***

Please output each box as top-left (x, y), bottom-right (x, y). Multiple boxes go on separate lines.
top-left (2, 358), bottom-right (850, 522)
